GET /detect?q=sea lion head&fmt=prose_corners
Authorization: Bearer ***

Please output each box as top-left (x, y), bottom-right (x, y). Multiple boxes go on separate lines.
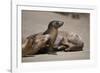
top-left (48, 20), bottom-right (64, 29)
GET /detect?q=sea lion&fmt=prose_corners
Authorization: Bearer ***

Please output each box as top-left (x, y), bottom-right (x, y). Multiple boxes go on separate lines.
top-left (53, 31), bottom-right (84, 52)
top-left (22, 34), bottom-right (50, 57)
top-left (43, 20), bottom-right (64, 54)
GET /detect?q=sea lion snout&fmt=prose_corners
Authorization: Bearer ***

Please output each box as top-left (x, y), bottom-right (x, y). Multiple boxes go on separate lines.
top-left (57, 21), bottom-right (64, 27)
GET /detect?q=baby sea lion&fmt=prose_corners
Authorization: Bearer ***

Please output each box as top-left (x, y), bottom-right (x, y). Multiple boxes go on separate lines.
top-left (53, 31), bottom-right (84, 52)
top-left (22, 34), bottom-right (50, 57)
top-left (43, 20), bottom-right (64, 54)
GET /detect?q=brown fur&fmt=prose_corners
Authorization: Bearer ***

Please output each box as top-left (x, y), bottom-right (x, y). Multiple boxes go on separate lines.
top-left (22, 34), bottom-right (50, 57)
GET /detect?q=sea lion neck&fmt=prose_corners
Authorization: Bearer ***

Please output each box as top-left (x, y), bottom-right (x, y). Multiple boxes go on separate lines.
top-left (43, 27), bottom-right (58, 34)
